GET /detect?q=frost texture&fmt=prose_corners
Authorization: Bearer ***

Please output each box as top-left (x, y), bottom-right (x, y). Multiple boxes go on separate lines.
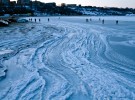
top-left (0, 16), bottom-right (135, 100)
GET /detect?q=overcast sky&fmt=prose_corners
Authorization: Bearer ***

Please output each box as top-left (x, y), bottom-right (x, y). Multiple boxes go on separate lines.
top-left (11, 0), bottom-right (135, 8)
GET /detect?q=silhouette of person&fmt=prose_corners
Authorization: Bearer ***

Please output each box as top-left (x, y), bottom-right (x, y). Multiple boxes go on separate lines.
top-left (102, 19), bottom-right (104, 24)
top-left (48, 18), bottom-right (49, 22)
top-left (86, 19), bottom-right (88, 22)
top-left (116, 20), bottom-right (118, 24)
top-left (39, 19), bottom-right (41, 22)
top-left (90, 18), bottom-right (92, 21)
top-left (35, 19), bottom-right (36, 22)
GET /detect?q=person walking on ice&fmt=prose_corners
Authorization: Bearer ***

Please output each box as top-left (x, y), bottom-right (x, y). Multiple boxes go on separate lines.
top-left (116, 20), bottom-right (118, 25)
top-left (86, 19), bottom-right (88, 22)
top-left (102, 19), bottom-right (104, 24)
top-left (90, 18), bottom-right (92, 21)
top-left (35, 18), bottom-right (36, 22)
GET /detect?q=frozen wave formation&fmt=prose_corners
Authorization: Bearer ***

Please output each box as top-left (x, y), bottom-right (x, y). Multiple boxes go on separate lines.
top-left (0, 17), bottom-right (135, 100)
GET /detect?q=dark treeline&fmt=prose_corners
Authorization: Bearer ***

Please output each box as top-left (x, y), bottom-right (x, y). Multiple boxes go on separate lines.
top-left (83, 6), bottom-right (135, 15)
top-left (0, 7), bottom-right (33, 16)
top-left (0, 6), bottom-right (82, 16)
top-left (37, 6), bottom-right (82, 15)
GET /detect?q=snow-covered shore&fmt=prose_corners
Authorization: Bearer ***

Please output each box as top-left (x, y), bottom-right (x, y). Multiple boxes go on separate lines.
top-left (0, 17), bottom-right (135, 100)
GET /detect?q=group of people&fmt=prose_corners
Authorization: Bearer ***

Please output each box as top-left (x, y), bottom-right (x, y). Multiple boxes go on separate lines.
top-left (86, 18), bottom-right (119, 24)
top-left (29, 18), bottom-right (41, 22)
top-left (101, 19), bottom-right (119, 25)
top-left (29, 18), bottom-right (50, 22)
top-left (29, 17), bottom-right (118, 24)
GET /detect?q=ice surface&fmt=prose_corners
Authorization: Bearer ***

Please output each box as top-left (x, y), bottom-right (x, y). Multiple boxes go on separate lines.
top-left (0, 16), bottom-right (135, 100)
top-left (0, 50), bottom-right (13, 55)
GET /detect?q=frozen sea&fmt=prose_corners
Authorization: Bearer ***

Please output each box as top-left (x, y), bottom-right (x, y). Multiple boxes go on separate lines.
top-left (0, 16), bottom-right (135, 100)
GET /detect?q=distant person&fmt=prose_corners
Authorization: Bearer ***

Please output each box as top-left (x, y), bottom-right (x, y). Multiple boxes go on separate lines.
top-left (99, 18), bottom-right (101, 21)
top-left (31, 18), bottom-right (32, 21)
top-left (39, 19), bottom-right (41, 22)
top-left (116, 20), bottom-right (118, 25)
top-left (86, 19), bottom-right (88, 22)
top-left (90, 18), bottom-right (92, 21)
top-left (48, 18), bottom-right (50, 22)
top-left (102, 19), bottom-right (104, 24)
top-left (35, 18), bottom-right (36, 22)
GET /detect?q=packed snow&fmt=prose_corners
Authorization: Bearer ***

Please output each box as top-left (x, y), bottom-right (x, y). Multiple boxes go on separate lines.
top-left (0, 16), bottom-right (135, 100)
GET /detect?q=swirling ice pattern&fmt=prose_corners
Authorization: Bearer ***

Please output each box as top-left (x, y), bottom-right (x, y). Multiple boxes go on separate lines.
top-left (0, 18), bottom-right (135, 100)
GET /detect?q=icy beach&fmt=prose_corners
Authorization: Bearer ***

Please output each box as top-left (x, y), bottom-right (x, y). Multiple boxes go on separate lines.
top-left (0, 16), bottom-right (135, 100)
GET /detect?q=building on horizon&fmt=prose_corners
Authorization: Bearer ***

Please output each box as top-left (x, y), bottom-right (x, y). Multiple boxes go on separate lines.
top-left (0, 0), bottom-right (2, 4)
top-left (61, 3), bottom-right (66, 7)
top-left (45, 2), bottom-right (56, 7)
top-left (67, 4), bottom-right (77, 7)
top-left (17, 0), bottom-right (30, 5)
top-left (10, 1), bottom-right (16, 6)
